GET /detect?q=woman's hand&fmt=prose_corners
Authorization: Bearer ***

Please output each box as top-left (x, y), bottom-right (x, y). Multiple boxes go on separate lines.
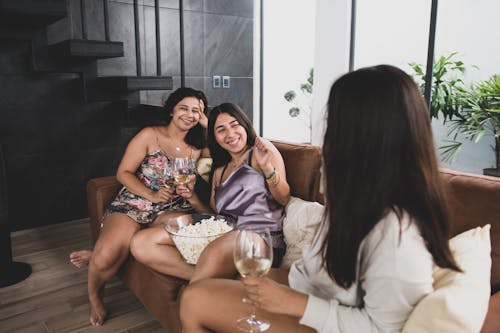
top-left (241, 277), bottom-right (308, 318)
top-left (253, 137), bottom-right (274, 174)
top-left (150, 187), bottom-right (174, 203)
top-left (198, 99), bottom-right (208, 128)
top-left (175, 176), bottom-right (196, 199)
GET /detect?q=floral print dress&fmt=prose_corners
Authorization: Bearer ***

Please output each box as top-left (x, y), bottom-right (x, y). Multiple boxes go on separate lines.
top-left (102, 150), bottom-right (192, 225)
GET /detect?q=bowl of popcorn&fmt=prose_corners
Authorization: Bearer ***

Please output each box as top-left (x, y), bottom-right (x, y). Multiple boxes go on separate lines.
top-left (164, 214), bottom-right (236, 265)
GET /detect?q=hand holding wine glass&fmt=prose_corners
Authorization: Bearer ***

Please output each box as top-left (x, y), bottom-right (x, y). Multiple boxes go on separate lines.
top-left (233, 228), bottom-right (273, 332)
top-left (173, 157), bottom-right (196, 209)
top-left (173, 157), bottom-right (196, 186)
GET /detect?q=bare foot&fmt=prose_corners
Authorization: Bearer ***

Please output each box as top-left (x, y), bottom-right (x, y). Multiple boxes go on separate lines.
top-left (69, 250), bottom-right (92, 268)
top-left (89, 293), bottom-right (107, 326)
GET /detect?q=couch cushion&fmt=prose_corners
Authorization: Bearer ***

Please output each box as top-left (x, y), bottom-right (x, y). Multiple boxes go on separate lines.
top-left (281, 196), bottom-right (324, 269)
top-left (402, 225), bottom-right (491, 333)
top-left (272, 140), bottom-right (323, 203)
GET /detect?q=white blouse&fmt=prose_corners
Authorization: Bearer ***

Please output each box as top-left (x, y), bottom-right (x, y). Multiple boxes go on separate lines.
top-left (289, 209), bottom-right (434, 333)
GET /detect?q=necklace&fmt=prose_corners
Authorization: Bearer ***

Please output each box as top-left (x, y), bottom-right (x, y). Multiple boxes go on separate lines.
top-left (230, 148), bottom-right (249, 168)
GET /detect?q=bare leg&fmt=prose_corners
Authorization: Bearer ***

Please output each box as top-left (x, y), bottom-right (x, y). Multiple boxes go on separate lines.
top-left (69, 250), bottom-right (92, 268)
top-left (87, 213), bottom-right (140, 326)
top-left (131, 212), bottom-right (195, 280)
top-left (189, 231), bottom-right (238, 283)
top-left (180, 278), bottom-right (314, 333)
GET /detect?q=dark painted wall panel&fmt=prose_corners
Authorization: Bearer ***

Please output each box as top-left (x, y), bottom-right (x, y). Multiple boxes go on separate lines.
top-left (0, 0), bottom-right (253, 230)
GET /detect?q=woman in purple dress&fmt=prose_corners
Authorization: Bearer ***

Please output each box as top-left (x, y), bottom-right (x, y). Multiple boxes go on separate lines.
top-left (130, 103), bottom-right (290, 282)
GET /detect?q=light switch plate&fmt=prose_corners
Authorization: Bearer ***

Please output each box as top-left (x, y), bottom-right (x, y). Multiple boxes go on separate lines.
top-left (222, 76), bottom-right (230, 88)
top-left (212, 75), bottom-right (221, 88)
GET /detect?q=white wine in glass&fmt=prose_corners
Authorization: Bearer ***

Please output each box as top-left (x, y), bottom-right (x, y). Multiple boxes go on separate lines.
top-left (233, 228), bottom-right (273, 332)
top-left (173, 157), bottom-right (196, 210)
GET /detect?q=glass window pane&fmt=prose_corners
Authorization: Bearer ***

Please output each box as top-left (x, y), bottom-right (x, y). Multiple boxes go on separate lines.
top-left (433, 0), bottom-right (500, 175)
top-left (355, 0), bottom-right (431, 71)
top-left (262, 0), bottom-right (316, 143)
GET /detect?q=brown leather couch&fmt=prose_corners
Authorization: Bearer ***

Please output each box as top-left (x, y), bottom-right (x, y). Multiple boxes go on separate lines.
top-left (87, 140), bottom-right (499, 333)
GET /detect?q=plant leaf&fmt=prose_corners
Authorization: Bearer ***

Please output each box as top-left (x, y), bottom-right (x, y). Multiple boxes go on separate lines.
top-left (289, 107), bottom-right (300, 117)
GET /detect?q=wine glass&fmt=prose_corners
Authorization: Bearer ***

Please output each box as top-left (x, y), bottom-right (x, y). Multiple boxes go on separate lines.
top-left (173, 157), bottom-right (196, 210)
top-left (233, 228), bottom-right (273, 332)
top-left (157, 159), bottom-right (174, 190)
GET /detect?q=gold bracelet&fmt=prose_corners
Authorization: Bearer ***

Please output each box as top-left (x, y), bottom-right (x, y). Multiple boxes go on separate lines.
top-left (266, 170), bottom-right (279, 186)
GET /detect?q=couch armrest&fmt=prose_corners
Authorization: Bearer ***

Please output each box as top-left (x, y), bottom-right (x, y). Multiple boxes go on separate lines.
top-left (87, 176), bottom-right (122, 244)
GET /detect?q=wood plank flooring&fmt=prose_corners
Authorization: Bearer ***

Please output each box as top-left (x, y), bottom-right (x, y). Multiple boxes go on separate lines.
top-left (0, 219), bottom-right (167, 333)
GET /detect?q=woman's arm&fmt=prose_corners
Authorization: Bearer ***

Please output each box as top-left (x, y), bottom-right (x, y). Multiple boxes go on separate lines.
top-left (175, 174), bottom-right (215, 214)
top-left (252, 137), bottom-right (291, 206)
top-left (116, 127), bottom-right (172, 203)
top-left (248, 212), bottom-right (434, 333)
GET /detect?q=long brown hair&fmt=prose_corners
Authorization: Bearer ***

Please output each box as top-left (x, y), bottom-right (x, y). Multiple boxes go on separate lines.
top-left (207, 103), bottom-right (257, 170)
top-left (321, 65), bottom-right (460, 288)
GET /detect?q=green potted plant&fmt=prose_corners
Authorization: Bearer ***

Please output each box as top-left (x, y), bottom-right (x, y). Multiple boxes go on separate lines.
top-left (409, 53), bottom-right (500, 176)
top-left (409, 52), bottom-right (466, 121)
top-left (441, 75), bottom-right (500, 176)
top-left (283, 68), bottom-right (314, 143)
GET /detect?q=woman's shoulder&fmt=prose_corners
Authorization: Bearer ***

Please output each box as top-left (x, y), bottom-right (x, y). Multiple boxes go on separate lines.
top-left (361, 208), bottom-right (433, 278)
top-left (212, 165), bottom-right (225, 185)
top-left (134, 126), bottom-right (157, 141)
top-left (366, 209), bottom-right (421, 247)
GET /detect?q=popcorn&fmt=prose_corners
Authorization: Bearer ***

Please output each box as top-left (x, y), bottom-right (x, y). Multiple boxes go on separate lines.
top-left (169, 216), bottom-right (233, 264)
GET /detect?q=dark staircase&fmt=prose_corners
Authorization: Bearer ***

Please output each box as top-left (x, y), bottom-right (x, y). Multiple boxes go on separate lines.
top-left (49, 39), bottom-right (124, 62)
top-left (1, 0), bottom-right (174, 128)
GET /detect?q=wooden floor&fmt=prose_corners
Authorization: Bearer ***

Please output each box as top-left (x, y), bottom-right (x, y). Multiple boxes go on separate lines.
top-left (0, 219), bottom-right (167, 333)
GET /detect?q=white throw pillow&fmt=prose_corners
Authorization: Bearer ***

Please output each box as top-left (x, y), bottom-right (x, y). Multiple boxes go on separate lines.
top-left (402, 224), bottom-right (491, 333)
top-left (281, 196), bottom-right (324, 269)
top-left (196, 157), bottom-right (212, 183)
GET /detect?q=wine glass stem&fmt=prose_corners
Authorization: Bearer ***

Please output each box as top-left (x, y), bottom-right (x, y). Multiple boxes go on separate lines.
top-left (250, 304), bottom-right (258, 324)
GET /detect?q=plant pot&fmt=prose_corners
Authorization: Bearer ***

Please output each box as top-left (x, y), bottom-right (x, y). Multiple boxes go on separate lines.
top-left (483, 136), bottom-right (500, 177)
top-left (483, 168), bottom-right (500, 177)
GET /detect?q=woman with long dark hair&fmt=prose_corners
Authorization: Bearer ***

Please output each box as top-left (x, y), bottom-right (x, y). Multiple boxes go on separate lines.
top-left (130, 102), bottom-right (290, 281)
top-left (70, 87), bottom-right (208, 326)
top-left (178, 65), bottom-right (460, 333)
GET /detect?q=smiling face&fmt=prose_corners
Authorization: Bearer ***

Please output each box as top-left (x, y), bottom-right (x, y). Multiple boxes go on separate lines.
top-left (213, 113), bottom-right (248, 154)
top-left (171, 97), bottom-right (202, 131)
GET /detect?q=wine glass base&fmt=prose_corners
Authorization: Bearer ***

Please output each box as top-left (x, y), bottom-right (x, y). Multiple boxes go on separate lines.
top-left (236, 316), bottom-right (270, 332)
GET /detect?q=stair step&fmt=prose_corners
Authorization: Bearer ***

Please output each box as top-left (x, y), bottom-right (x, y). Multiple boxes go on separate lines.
top-left (49, 39), bottom-right (124, 62)
top-left (0, 0), bottom-right (67, 28)
top-left (99, 76), bottom-right (174, 91)
top-left (83, 76), bottom-right (173, 101)
top-left (126, 104), bottom-right (167, 127)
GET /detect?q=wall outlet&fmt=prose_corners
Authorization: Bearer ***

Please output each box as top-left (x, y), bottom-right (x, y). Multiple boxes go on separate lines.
top-left (212, 75), bottom-right (221, 88)
top-left (222, 76), bottom-right (230, 88)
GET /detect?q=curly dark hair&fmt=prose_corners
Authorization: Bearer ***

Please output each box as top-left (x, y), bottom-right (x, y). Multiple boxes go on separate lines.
top-left (164, 87), bottom-right (208, 149)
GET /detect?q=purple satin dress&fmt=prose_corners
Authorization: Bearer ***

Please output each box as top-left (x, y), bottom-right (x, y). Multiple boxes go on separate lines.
top-left (214, 150), bottom-right (286, 256)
